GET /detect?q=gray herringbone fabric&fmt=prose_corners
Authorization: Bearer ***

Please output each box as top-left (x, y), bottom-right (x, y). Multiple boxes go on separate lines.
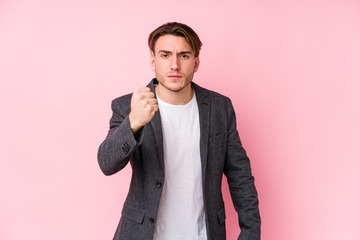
top-left (98, 79), bottom-right (261, 240)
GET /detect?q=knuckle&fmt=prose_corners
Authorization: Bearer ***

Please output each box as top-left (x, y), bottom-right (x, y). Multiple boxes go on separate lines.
top-left (145, 104), bottom-right (151, 111)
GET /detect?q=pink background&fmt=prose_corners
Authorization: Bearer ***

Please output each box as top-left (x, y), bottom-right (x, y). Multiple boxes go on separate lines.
top-left (1, 0), bottom-right (359, 239)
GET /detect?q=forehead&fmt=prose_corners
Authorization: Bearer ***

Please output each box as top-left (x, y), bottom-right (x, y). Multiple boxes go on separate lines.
top-left (154, 35), bottom-right (193, 52)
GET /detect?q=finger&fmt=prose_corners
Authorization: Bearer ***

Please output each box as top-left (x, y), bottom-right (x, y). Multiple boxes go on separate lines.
top-left (134, 92), bottom-right (154, 102)
top-left (140, 98), bottom-right (157, 106)
top-left (146, 98), bottom-right (158, 105)
top-left (136, 87), bottom-right (151, 93)
top-left (133, 87), bottom-right (150, 98)
top-left (149, 105), bottom-right (159, 115)
top-left (140, 91), bottom-right (156, 99)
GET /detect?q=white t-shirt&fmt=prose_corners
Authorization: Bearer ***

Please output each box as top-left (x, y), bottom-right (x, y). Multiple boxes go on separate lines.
top-left (153, 92), bottom-right (207, 240)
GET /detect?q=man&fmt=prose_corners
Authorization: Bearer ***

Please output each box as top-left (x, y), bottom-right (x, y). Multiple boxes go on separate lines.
top-left (98, 22), bottom-right (261, 240)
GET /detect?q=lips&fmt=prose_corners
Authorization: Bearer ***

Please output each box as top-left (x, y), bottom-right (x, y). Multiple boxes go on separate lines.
top-left (167, 75), bottom-right (182, 79)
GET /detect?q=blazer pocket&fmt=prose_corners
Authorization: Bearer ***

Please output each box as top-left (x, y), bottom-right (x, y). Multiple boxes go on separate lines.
top-left (209, 132), bottom-right (225, 148)
top-left (217, 208), bottom-right (226, 224)
top-left (121, 204), bottom-right (146, 224)
top-left (209, 131), bottom-right (224, 142)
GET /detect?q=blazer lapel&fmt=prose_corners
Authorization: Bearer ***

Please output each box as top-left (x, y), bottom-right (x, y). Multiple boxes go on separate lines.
top-left (193, 82), bottom-right (210, 184)
top-left (145, 79), bottom-right (210, 180)
top-left (147, 79), bottom-right (165, 174)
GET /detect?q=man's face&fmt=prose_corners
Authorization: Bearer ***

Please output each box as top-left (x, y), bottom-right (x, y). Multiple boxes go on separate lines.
top-left (150, 35), bottom-right (199, 93)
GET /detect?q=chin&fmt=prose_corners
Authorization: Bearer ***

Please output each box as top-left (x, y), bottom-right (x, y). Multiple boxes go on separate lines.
top-left (167, 82), bottom-right (191, 92)
top-left (166, 86), bottom-right (184, 92)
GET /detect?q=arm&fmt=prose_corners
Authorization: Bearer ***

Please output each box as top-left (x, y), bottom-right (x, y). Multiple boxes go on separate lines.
top-left (97, 98), bottom-right (143, 176)
top-left (224, 99), bottom-right (261, 240)
top-left (97, 87), bottom-right (158, 176)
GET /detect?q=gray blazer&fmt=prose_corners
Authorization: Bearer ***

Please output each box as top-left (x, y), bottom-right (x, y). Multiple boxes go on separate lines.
top-left (98, 79), bottom-right (261, 240)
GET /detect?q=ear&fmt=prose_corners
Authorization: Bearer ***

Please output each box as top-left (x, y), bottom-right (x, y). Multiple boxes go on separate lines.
top-left (194, 56), bottom-right (200, 72)
top-left (150, 51), bottom-right (155, 72)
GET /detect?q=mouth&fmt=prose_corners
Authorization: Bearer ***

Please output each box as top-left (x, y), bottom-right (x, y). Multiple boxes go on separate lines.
top-left (167, 75), bottom-right (182, 80)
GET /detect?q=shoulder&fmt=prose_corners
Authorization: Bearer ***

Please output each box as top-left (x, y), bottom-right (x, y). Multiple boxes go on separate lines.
top-left (112, 93), bottom-right (132, 104)
top-left (193, 82), bottom-right (232, 105)
top-left (111, 93), bottom-right (133, 114)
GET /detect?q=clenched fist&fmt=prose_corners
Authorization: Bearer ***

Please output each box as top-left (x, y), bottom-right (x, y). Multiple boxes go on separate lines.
top-left (129, 87), bottom-right (159, 134)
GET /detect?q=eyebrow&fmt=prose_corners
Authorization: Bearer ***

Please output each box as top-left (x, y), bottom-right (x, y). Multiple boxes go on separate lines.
top-left (157, 50), bottom-right (193, 55)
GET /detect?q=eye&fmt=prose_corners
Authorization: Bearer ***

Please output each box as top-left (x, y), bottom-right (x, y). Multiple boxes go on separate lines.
top-left (181, 54), bottom-right (190, 59)
top-left (161, 54), bottom-right (168, 58)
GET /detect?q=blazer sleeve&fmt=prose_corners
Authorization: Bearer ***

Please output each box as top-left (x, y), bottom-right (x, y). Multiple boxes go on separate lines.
top-left (224, 99), bottom-right (261, 240)
top-left (97, 98), bottom-right (144, 176)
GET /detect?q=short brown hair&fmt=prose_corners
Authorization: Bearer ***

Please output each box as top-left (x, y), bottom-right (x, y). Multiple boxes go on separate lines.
top-left (148, 22), bottom-right (202, 58)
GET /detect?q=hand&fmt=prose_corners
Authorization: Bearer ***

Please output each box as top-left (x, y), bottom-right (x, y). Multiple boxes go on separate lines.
top-left (129, 87), bottom-right (158, 134)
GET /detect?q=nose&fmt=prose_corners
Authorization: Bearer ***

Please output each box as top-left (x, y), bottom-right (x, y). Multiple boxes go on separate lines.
top-left (170, 56), bottom-right (179, 71)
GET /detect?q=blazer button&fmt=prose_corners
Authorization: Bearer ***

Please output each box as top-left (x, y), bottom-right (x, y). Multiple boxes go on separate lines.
top-left (149, 217), bottom-right (155, 223)
top-left (122, 143), bottom-right (131, 154)
top-left (155, 182), bottom-right (162, 188)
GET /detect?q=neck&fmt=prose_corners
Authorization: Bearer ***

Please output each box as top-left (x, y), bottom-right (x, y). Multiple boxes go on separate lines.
top-left (155, 83), bottom-right (193, 105)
